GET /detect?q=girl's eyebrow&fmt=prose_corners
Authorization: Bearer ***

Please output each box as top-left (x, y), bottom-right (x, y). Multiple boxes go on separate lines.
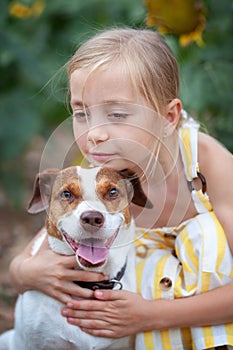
top-left (70, 100), bottom-right (87, 108)
top-left (71, 99), bottom-right (134, 108)
top-left (102, 98), bottom-right (135, 105)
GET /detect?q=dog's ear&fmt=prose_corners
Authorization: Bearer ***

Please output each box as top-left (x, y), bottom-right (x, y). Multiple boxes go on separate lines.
top-left (119, 169), bottom-right (153, 209)
top-left (27, 169), bottom-right (60, 214)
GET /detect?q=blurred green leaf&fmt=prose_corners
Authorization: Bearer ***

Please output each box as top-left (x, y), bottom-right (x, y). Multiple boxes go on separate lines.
top-left (177, 0), bottom-right (233, 150)
top-left (0, 0), bottom-right (232, 208)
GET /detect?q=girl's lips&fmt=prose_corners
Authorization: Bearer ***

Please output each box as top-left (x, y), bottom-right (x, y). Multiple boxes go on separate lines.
top-left (90, 153), bottom-right (117, 163)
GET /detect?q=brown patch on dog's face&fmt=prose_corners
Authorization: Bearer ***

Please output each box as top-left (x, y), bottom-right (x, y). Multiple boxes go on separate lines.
top-left (46, 218), bottom-right (61, 239)
top-left (96, 168), bottom-right (132, 226)
top-left (47, 167), bottom-right (84, 239)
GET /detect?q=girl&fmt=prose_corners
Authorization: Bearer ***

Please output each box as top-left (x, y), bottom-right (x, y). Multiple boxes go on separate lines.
top-left (9, 28), bottom-right (233, 349)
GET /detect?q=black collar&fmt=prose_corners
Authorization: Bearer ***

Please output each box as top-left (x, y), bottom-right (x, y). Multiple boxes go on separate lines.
top-left (74, 262), bottom-right (127, 291)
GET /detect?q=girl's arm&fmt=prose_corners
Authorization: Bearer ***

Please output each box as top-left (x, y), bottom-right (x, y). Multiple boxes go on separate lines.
top-left (61, 282), bottom-right (233, 338)
top-left (9, 228), bottom-right (46, 294)
top-left (9, 228), bottom-right (108, 304)
top-left (198, 132), bottom-right (233, 251)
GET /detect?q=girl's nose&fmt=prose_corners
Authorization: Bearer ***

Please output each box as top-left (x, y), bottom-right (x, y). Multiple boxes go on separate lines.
top-left (87, 127), bottom-right (109, 145)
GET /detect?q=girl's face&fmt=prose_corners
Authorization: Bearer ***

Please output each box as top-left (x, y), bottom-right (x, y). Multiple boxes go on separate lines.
top-left (70, 64), bottom-right (165, 174)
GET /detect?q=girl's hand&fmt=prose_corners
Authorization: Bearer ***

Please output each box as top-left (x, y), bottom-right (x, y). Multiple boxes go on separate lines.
top-left (62, 289), bottom-right (150, 338)
top-left (10, 231), bottom-right (108, 304)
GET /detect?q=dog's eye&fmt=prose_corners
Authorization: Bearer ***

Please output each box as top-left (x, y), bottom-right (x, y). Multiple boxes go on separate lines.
top-left (60, 190), bottom-right (73, 200)
top-left (106, 187), bottom-right (120, 200)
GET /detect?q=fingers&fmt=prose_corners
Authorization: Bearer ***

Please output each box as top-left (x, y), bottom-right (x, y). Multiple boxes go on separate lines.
top-left (37, 246), bottom-right (107, 282)
top-left (51, 291), bottom-right (72, 305)
top-left (65, 299), bottom-right (105, 313)
top-left (80, 327), bottom-right (115, 338)
top-left (94, 289), bottom-right (124, 301)
top-left (62, 290), bottom-right (126, 312)
top-left (62, 302), bottom-right (117, 336)
top-left (62, 295), bottom-right (124, 322)
top-left (32, 231), bottom-right (108, 283)
top-left (61, 291), bottom-right (138, 338)
top-left (44, 280), bottom-right (95, 304)
top-left (68, 318), bottom-right (115, 337)
top-left (65, 268), bottom-right (108, 282)
top-left (61, 303), bottom-right (123, 338)
top-left (50, 253), bottom-right (108, 282)
top-left (66, 316), bottom-right (116, 338)
top-left (64, 283), bottom-right (95, 300)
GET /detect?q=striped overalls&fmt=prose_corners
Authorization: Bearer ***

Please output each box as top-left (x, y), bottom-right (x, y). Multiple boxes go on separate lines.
top-left (135, 119), bottom-right (233, 350)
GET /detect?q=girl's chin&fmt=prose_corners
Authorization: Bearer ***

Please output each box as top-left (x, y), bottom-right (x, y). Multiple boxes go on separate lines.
top-left (87, 158), bottom-right (138, 171)
top-left (82, 153), bottom-right (146, 174)
top-left (101, 161), bottom-right (144, 176)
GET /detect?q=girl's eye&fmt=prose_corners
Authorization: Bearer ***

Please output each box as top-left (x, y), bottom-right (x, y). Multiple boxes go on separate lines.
top-left (60, 190), bottom-right (74, 201)
top-left (105, 187), bottom-right (120, 200)
top-left (108, 113), bottom-right (128, 119)
top-left (73, 111), bottom-right (89, 121)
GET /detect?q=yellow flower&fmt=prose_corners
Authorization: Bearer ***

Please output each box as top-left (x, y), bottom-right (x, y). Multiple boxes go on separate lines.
top-left (32, 0), bottom-right (44, 16)
top-left (9, 2), bottom-right (32, 18)
top-left (9, 0), bottom-right (45, 19)
top-left (145, 0), bottom-right (206, 46)
top-left (179, 20), bottom-right (205, 47)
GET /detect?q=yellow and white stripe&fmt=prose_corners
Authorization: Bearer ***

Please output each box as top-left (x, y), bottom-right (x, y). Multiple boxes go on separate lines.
top-left (178, 118), bottom-right (200, 181)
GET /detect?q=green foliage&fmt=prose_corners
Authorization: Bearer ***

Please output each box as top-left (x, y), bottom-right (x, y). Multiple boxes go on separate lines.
top-left (168, 0), bottom-right (233, 148)
top-left (0, 0), bottom-right (145, 207)
top-left (0, 0), bottom-right (232, 207)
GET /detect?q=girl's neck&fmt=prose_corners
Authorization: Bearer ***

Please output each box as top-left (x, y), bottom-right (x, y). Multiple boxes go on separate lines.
top-left (131, 140), bottom-right (197, 229)
top-left (145, 132), bottom-right (181, 186)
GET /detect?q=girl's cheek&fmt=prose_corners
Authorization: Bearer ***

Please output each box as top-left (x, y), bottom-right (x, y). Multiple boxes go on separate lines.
top-left (73, 123), bottom-right (86, 145)
top-left (77, 139), bottom-right (86, 153)
top-left (74, 132), bottom-right (87, 153)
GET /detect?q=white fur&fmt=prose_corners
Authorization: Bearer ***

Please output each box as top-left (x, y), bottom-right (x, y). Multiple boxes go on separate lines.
top-left (0, 167), bottom-right (136, 350)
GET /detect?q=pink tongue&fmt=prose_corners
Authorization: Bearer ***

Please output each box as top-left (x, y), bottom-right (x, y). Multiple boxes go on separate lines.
top-left (77, 241), bottom-right (109, 265)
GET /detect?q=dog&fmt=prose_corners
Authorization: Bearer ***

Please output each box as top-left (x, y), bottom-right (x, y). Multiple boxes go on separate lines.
top-left (0, 166), bottom-right (152, 350)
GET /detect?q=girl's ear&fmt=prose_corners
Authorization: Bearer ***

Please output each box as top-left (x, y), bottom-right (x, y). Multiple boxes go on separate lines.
top-left (163, 98), bottom-right (182, 136)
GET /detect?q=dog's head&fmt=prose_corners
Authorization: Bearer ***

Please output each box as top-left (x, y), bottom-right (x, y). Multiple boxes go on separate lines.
top-left (28, 166), bottom-right (152, 272)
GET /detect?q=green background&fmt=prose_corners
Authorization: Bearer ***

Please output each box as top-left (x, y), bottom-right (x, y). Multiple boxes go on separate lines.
top-left (0, 0), bottom-right (232, 207)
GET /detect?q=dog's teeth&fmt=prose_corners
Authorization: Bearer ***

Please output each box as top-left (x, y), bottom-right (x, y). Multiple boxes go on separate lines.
top-left (62, 232), bottom-right (79, 252)
top-left (105, 228), bottom-right (120, 248)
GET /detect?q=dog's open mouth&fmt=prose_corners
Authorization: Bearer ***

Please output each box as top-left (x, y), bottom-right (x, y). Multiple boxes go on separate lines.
top-left (62, 229), bottom-right (120, 268)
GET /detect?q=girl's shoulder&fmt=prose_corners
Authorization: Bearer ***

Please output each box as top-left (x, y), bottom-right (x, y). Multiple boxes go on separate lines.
top-left (197, 131), bottom-right (233, 202)
top-left (198, 132), bottom-right (232, 170)
top-left (197, 132), bottom-right (233, 251)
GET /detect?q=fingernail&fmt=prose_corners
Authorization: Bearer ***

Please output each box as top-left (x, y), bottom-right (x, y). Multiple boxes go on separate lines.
top-left (104, 275), bottom-right (110, 280)
top-left (95, 290), bottom-right (103, 297)
top-left (62, 309), bottom-right (68, 316)
top-left (81, 327), bottom-right (88, 333)
top-left (67, 302), bottom-right (74, 308)
top-left (67, 317), bottom-right (75, 324)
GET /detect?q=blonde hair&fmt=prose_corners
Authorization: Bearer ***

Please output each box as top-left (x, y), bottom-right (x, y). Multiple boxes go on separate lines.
top-left (67, 27), bottom-right (179, 114)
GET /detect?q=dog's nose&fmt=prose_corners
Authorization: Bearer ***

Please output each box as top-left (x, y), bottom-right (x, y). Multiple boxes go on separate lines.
top-left (80, 211), bottom-right (104, 231)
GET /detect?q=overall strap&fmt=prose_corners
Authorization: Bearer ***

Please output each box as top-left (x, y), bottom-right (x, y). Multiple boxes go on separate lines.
top-left (178, 114), bottom-right (200, 182)
top-left (178, 112), bottom-right (212, 214)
